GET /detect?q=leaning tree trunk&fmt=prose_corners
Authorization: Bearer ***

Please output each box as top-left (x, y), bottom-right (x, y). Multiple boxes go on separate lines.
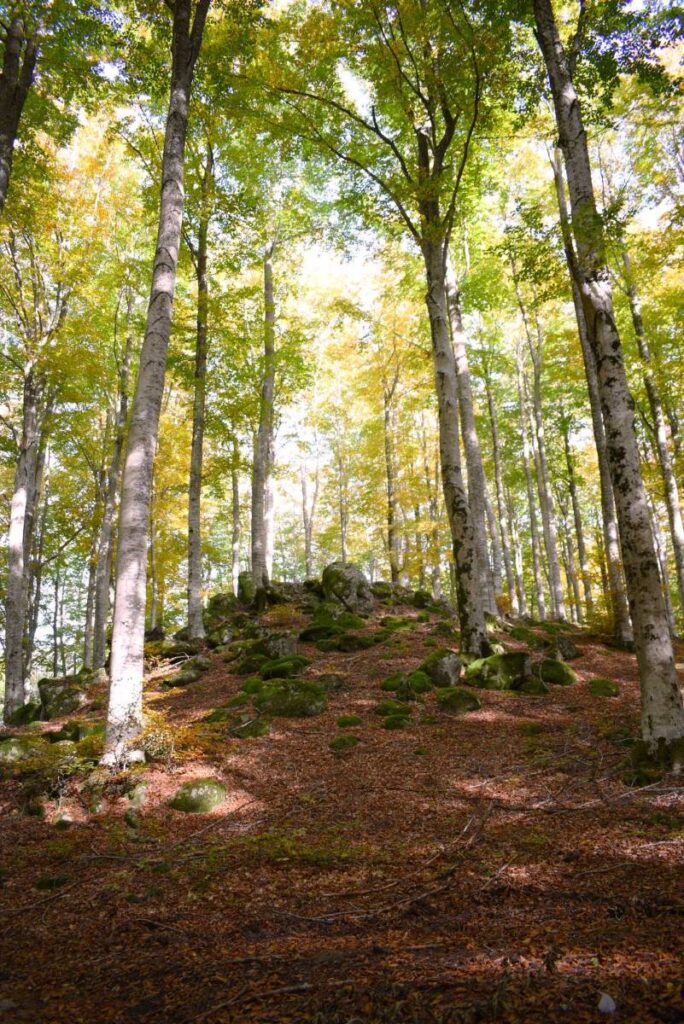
top-left (93, 296), bottom-right (133, 671)
top-left (187, 146), bottom-right (213, 640)
top-left (622, 248), bottom-right (684, 620)
top-left (104, 0), bottom-right (211, 764)
top-left (251, 241), bottom-right (276, 589)
top-left (422, 238), bottom-right (487, 655)
top-left (0, 14), bottom-right (38, 213)
top-left (550, 147), bottom-right (631, 643)
top-left (534, 0), bottom-right (684, 745)
top-left (446, 262), bottom-right (495, 612)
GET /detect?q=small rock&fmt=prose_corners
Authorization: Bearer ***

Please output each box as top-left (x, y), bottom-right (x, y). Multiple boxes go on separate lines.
top-left (598, 993), bottom-right (616, 1014)
top-left (169, 779), bottom-right (227, 813)
top-left (420, 649), bottom-right (462, 687)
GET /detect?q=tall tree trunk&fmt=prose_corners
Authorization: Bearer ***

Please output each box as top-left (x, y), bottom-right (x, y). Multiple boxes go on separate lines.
top-left (648, 497), bottom-right (676, 633)
top-left (534, 0), bottom-right (684, 745)
top-left (231, 442), bottom-right (241, 597)
top-left (446, 260), bottom-right (495, 612)
top-left (485, 375), bottom-right (518, 614)
top-left (26, 456), bottom-right (49, 677)
top-left (515, 349), bottom-right (545, 620)
top-left (550, 146), bottom-right (631, 643)
top-left (557, 488), bottom-right (581, 623)
top-left (622, 248), bottom-right (684, 619)
top-left (4, 372), bottom-right (49, 719)
top-left (93, 295), bottom-right (133, 671)
top-left (561, 416), bottom-right (594, 620)
top-left (507, 486), bottom-right (528, 616)
top-left (251, 241), bottom-right (276, 589)
top-left (0, 14), bottom-right (38, 213)
top-left (104, 0), bottom-right (211, 764)
top-left (82, 529), bottom-right (98, 671)
top-left (187, 145), bottom-right (213, 639)
top-left (484, 484), bottom-right (503, 600)
top-left (422, 239), bottom-right (487, 655)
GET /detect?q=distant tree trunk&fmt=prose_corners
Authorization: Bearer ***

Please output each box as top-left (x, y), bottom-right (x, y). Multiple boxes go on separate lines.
top-left (557, 488), bottom-right (581, 623)
top-left (484, 375), bottom-right (518, 614)
top-left (0, 14), bottom-right (38, 213)
top-left (621, 248), bottom-right (684, 619)
top-left (382, 367), bottom-right (401, 584)
top-left (446, 260), bottom-right (495, 613)
top-left (264, 460), bottom-right (275, 580)
top-left (149, 495), bottom-right (159, 633)
top-left (507, 486), bottom-right (528, 616)
top-left (300, 458), bottom-right (319, 578)
top-left (516, 291), bottom-right (566, 620)
top-left (82, 530), bottom-right (98, 671)
top-left (534, 0), bottom-right (684, 745)
top-left (187, 145), bottom-right (213, 639)
top-left (515, 350), bottom-right (545, 620)
top-left (422, 238), bottom-right (487, 655)
top-left (550, 147), bottom-right (631, 643)
top-left (231, 453), bottom-right (241, 597)
top-left (104, 0), bottom-right (211, 765)
top-left (648, 497), bottom-right (675, 633)
top-left (4, 372), bottom-right (51, 720)
top-left (52, 572), bottom-right (60, 678)
top-left (333, 436), bottom-right (349, 564)
top-left (93, 295), bottom-right (133, 671)
top-left (561, 416), bottom-right (594, 620)
top-left (26, 458), bottom-right (50, 677)
top-left (251, 240), bottom-right (276, 589)
top-left (484, 484), bottom-right (503, 600)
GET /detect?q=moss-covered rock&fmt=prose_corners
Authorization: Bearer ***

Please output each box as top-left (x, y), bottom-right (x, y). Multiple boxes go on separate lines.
top-left (7, 701), bottom-right (43, 726)
top-left (547, 636), bottom-right (580, 661)
top-left (38, 676), bottom-right (88, 719)
top-left (253, 680), bottom-right (327, 718)
top-left (299, 622), bottom-right (345, 642)
top-left (435, 687), bottom-right (482, 714)
top-left (237, 571), bottom-right (256, 605)
top-left (330, 734), bottom-right (360, 752)
top-left (317, 673), bottom-right (346, 692)
top-left (0, 736), bottom-right (47, 763)
top-left (380, 615), bottom-right (411, 631)
top-left (235, 653), bottom-right (268, 675)
top-left (336, 611), bottom-right (366, 630)
top-left (380, 672), bottom-right (404, 691)
top-left (321, 561), bottom-right (374, 614)
top-left (518, 677), bottom-right (550, 696)
top-left (203, 707), bottom-right (235, 723)
top-left (588, 677), bottom-right (619, 697)
top-left (383, 714), bottom-right (409, 730)
top-left (188, 654), bottom-right (212, 672)
top-left (260, 654), bottom-right (310, 679)
top-left (420, 649), bottom-right (462, 687)
top-left (412, 589), bottom-right (433, 608)
top-left (169, 778), bottom-right (227, 813)
top-left (465, 652), bottom-right (531, 690)
top-left (163, 666), bottom-right (202, 688)
top-left (240, 676), bottom-right (264, 694)
top-left (337, 714), bottom-right (362, 727)
top-left (160, 640), bottom-right (201, 658)
top-left (535, 658), bottom-right (577, 686)
top-left (374, 699), bottom-right (411, 718)
top-left (229, 716), bottom-right (271, 739)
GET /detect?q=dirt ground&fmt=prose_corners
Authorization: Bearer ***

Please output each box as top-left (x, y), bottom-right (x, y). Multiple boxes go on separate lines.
top-left (1, 607), bottom-right (683, 1024)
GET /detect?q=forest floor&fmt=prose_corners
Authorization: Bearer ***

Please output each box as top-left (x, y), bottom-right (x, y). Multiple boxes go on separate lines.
top-left (1, 600), bottom-right (683, 1024)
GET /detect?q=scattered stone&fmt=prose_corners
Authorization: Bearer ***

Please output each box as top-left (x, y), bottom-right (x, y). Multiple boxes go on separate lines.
top-left (163, 666), bottom-right (202, 688)
top-left (127, 781), bottom-right (149, 810)
top-left (548, 635), bottom-right (580, 661)
top-left (189, 654), bottom-right (212, 672)
top-left (300, 622), bottom-right (345, 642)
top-left (7, 701), bottom-right (43, 726)
top-left (383, 714), bottom-right (409, 730)
top-left (229, 716), bottom-right (271, 738)
top-left (420, 649), bottom-right (462, 687)
top-left (240, 677), bottom-right (264, 695)
top-left (0, 736), bottom-right (46, 763)
top-left (169, 778), bottom-right (227, 813)
top-left (322, 561), bottom-right (374, 614)
top-left (412, 590), bottom-right (433, 608)
top-left (588, 677), bottom-right (619, 697)
top-left (598, 993), bottom-right (617, 1014)
top-left (435, 687), bottom-right (481, 714)
top-left (260, 654), bottom-right (310, 679)
top-left (317, 673), bottom-right (346, 692)
top-left (374, 699), bottom-right (411, 718)
top-left (518, 677), bottom-right (550, 696)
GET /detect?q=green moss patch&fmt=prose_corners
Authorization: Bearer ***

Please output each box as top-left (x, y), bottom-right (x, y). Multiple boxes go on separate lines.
top-left (330, 734), bottom-right (361, 753)
top-left (588, 677), bottom-right (620, 697)
top-left (435, 687), bottom-right (481, 714)
top-left (337, 715), bottom-right (362, 727)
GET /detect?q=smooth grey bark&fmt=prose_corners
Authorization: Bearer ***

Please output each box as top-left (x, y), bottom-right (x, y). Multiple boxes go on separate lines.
top-left (557, 488), bottom-right (581, 623)
top-left (534, 0), bottom-right (684, 744)
top-left (550, 147), bottom-right (631, 642)
top-left (648, 496), bottom-right (676, 633)
top-left (484, 375), bottom-right (518, 614)
top-left (251, 240), bottom-right (276, 589)
top-left (82, 528), bottom-right (98, 671)
top-left (332, 433), bottom-right (349, 564)
top-left (0, 14), bottom-right (38, 213)
top-left (561, 415), bottom-right (594, 620)
top-left (4, 372), bottom-right (51, 719)
top-left (231, 442), bottom-right (241, 597)
top-left (300, 458), bottom-right (319, 578)
top-left (515, 345), bottom-right (545, 621)
top-left (382, 364), bottom-right (401, 584)
top-left (93, 295), bottom-right (133, 671)
top-left (423, 238), bottom-right (487, 655)
top-left (621, 248), bottom-right (684, 619)
top-left (420, 421), bottom-right (442, 597)
top-left (26, 457), bottom-right (49, 677)
top-left (484, 483), bottom-right (503, 599)
top-left (104, 0), bottom-right (211, 764)
top-left (186, 145), bottom-right (213, 639)
top-left (445, 260), bottom-right (495, 612)
top-left (506, 486), bottom-right (528, 616)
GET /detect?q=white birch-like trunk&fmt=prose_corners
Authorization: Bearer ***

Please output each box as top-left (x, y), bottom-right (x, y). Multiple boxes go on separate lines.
top-left (534, 0), bottom-right (684, 745)
top-left (485, 376), bottom-right (518, 614)
top-left (231, 446), bottom-right (241, 596)
top-left (251, 242), bottom-right (276, 589)
top-left (103, 0), bottom-right (211, 763)
top-left (515, 348), bottom-right (545, 621)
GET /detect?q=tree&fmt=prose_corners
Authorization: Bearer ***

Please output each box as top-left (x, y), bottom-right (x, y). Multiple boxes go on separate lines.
top-left (103, 0), bottom-right (211, 765)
